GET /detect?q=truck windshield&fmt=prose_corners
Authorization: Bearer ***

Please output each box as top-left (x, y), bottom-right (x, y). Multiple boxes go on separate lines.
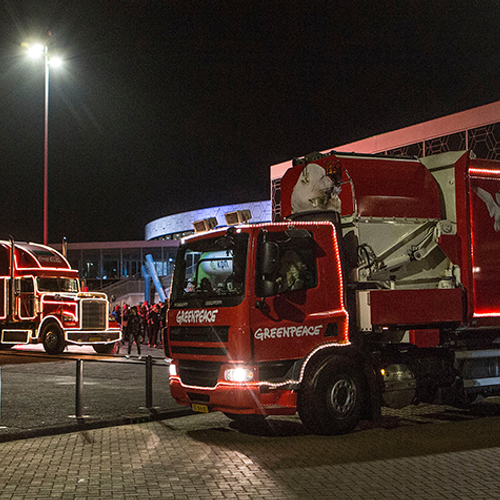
top-left (37, 277), bottom-right (79, 293)
top-left (171, 232), bottom-right (249, 308)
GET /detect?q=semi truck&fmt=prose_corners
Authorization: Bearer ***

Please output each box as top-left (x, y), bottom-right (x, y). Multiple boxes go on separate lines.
top-left (165, 150), bottom-right (500, 434)
top-left (0, 239), bottom-right (121, 355)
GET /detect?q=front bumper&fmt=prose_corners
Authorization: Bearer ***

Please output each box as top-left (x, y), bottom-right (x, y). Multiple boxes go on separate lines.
top-left (169, 375), bottom-right (297, 415)
top-left (65, 329), bottom-right (121, 344)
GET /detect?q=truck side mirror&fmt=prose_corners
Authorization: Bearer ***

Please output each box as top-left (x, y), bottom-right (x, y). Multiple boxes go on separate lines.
top-left (256, 242), bottom-right (280, 298)
top-left (259, 242), bottom-right (279, 275)
top-left (259, 279), bottom-right (279, 298)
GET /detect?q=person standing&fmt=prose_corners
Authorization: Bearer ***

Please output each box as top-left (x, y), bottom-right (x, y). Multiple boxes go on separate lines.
top-left (138, 301), bottom-right (148, 344)
top-left (121, 304), bottom-right (129, 346)
top-left (125, 306), bottom-right (144, 359)
top-left (148, 303), bottom-right (160, 348)
top-left (112, 305), bottom-right (121, 325)
top-left (111, 305), bottom-right (122, 354)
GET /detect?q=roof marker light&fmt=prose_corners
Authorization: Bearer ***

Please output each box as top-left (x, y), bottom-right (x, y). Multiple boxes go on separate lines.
top-left (225, 210), bottom-right (252, 226)
top-left (193, 217), bottom-right (218, 233)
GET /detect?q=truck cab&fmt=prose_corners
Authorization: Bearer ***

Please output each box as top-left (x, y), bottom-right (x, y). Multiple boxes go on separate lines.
top-left (0, 240), bottom-right (121, 354)
top-left (167, 221), bottom-right (351, 420)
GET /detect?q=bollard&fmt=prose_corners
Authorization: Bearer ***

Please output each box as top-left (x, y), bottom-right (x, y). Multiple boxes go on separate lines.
top-left (145, 355), bottom-right (153, 409)
top-left (75, 359), bottom-right (84, 418)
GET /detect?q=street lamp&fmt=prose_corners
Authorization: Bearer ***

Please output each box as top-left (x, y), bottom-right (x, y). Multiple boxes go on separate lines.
top-left (22, 37), bottom-right (62, 245)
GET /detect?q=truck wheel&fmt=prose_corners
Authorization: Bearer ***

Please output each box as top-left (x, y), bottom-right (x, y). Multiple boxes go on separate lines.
top-left (42, 323), bottom-right (65, 355)
top-left (93, 343), bottom-right (115, 354)
top-left (298, 355), bottom-right (364, 435)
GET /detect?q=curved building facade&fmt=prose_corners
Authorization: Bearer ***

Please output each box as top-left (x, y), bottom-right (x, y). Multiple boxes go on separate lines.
top-left (145, 200), bottom-right (271, 241)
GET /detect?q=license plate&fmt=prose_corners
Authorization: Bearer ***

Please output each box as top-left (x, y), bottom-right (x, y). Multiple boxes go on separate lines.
top-left (191, 404), bottom-right (209, 413)
top-left (89, 337), bottom-right (102, 342)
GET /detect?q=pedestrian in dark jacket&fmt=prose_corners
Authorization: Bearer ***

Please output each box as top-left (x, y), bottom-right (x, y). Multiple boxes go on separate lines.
top-left (138, 301), bottom-right (148, 344)
top-left (147, 303), bottom-right (160, 348)
top-left (111, 305), bottom-right (122, 354)
top-left (125, 306), bottom-right (144, 359)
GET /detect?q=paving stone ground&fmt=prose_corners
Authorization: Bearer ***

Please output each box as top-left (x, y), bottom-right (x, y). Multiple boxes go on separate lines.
top-left (1, 409), bottom-right (500, 499)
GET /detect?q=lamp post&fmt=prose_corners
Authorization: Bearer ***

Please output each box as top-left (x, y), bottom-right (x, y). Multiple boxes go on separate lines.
top-left (22, 38), bottom-right (62, 245)
top-left (43, 44), bottom-right (49, 246)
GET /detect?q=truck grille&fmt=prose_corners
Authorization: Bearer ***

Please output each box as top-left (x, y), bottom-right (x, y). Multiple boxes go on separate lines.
top-left (81, 300), bottom-right (107, 330)
top-left (178, 360), bottom-right (222, 387)
top-left (170, 326), bottom-right (229, 343)
top-left (169, 325), bottom-right (229, 357)
top-left (171, 345), bottom-right (228, 356)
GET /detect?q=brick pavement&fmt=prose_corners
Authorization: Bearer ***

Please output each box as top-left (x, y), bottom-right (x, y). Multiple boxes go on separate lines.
top-left (1, 410), bottom-right (500, 499)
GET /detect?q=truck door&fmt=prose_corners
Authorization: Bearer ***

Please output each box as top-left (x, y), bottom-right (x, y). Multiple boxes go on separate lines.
top-left (15, 277), bottom-right (36, 319)
top-left (251, 225), bottom-right (346, 363)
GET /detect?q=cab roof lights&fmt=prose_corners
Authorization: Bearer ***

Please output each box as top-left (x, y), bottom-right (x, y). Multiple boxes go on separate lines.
top-left (192, 210), bottom-right (253, 234)
top-left (225, 209), bottom-right (252, 226)
top-left (192, 217), bottom-right (218, 233)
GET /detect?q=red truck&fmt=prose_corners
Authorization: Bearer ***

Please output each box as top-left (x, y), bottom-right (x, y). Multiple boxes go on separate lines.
top-left (166, 150), bottom-right (500, 434)
top-left (0, 239), bottom-right (121, 354)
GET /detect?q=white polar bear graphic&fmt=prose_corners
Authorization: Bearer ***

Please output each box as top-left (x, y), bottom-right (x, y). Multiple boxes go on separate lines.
top-left (473, 186), bottom-right (500, 232)
top-left (291, 163), bottom-right (341, 214)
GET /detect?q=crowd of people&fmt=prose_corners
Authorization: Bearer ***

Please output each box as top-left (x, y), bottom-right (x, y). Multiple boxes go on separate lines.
top-left (111, 301), bottom-right (167, 359)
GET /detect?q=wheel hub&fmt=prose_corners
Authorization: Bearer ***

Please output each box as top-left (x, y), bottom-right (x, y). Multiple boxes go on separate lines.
top-left (45, 331), bottom-right (58, 349)
top-left (329, 377), bottom-right (356, 415)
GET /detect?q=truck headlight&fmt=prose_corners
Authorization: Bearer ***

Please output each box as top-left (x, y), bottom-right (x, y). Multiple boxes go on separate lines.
top-left (224, 367), bottom-right (254, 383)
top-left (169, 363), bottom-right (177, 377)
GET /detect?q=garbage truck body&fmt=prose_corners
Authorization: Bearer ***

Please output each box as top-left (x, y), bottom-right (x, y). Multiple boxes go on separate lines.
top-left (0, 240), bottom-right (121, 354)
top-left (166, 150), bottom-right (500, 434)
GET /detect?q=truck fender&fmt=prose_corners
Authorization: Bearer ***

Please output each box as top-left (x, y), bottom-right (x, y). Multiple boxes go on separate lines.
top-left (37, 315), bottom-right (65, 340)
top-left (299, 344), bottom-right (381, 422)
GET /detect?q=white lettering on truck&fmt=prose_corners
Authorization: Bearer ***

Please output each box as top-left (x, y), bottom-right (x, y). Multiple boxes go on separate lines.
top-left (176, 309), bottom-right (219, 325)
top-left (254, 325), bottom-right (323, 341)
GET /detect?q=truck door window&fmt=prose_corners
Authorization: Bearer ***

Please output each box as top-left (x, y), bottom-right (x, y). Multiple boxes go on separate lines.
top-left (256, 229), bottom-right (317, 295)
top-left (20, 277), bottom-right (34, 293)
top-left (277, 249), bottom-right (315, 292)
top-left (15, 277), bottom-right (34, 294)
top-left (16, 277), bottom-right (35, 318)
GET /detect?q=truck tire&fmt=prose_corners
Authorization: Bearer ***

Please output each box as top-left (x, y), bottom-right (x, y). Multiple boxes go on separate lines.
top-left (93, 343), bottom-right (115, 355)
top-left (298, 354), bottom-right (364, 435)
top-left (42, 323), bottom-right (65, 355)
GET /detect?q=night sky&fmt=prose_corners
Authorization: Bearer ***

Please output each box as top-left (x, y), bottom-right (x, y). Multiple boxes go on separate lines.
top-left (1, 1), bottom-right (500, 243)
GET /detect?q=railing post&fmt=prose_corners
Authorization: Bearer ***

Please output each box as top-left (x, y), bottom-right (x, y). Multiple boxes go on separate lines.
top-left (145, 355), bottom-right (153, 410)
top-left (75, 359), bottom-right (84, 418)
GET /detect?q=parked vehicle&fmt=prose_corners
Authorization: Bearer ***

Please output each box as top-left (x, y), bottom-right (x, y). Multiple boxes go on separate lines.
top-left (166, 150), bottom-right (500, 434)
top-left (0, 239), bottom-right (120, 354)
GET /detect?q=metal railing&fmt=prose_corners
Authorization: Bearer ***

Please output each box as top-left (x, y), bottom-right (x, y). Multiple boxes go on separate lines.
top-left (0, 351), bottom-right (190, 435)
top-left (74, 355), bottom-right (160, 418)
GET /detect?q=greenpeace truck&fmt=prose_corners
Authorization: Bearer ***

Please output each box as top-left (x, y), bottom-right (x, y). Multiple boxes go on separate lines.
top-left (166, 150), bottom-right (500, 434)
top-left (0, 239), bottom-right (121, 354)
